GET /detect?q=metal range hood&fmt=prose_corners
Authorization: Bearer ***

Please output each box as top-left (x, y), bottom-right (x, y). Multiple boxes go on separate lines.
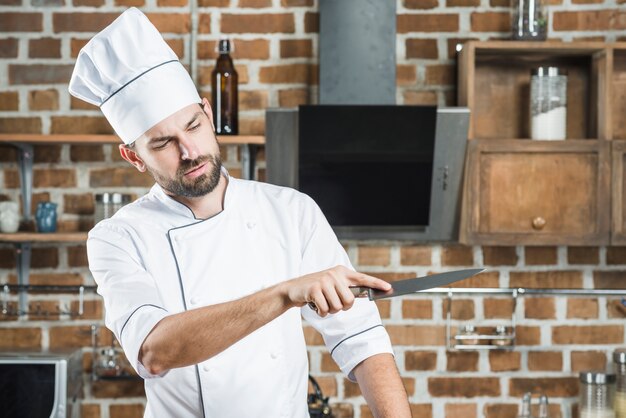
top-left (265, 0), bottom-right (470, 242)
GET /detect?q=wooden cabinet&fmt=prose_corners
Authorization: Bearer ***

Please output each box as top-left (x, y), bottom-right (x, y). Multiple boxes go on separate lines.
top-left (458, 41), bottom-right (625, 246)
top-left (613, 141), bottom-right (626, 245)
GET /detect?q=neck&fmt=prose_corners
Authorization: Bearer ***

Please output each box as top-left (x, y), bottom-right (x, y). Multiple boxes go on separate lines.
top-left (166, 173), bottom-right (228, 220)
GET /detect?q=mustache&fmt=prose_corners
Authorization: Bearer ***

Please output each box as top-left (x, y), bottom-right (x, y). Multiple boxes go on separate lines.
top-left (177, 155), bottom-right (212, 176)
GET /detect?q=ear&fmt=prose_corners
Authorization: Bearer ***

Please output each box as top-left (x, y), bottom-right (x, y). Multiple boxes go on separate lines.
top-left (119, 144), bottom-right (147, 172)
top-left (200, 97), bottom-right (215, 130)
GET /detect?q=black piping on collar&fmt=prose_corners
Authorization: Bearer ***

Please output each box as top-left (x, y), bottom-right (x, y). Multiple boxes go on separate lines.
top-left (101, 59), bottom-right (179, 106)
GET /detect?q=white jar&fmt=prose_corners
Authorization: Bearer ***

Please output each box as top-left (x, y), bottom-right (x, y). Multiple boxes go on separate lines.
top-left (530, 67), bottom-right (568, 140)
top-left (0, 201), bottom-right (20, 233)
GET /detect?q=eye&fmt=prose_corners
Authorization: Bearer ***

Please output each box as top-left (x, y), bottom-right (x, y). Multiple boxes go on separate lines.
top-left (189, 123), bottom-right (201, 131)
top-left (153, 139), bottom-right (171, 150)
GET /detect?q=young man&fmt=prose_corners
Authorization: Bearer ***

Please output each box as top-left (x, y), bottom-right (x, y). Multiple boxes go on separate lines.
top-left (70, 8), bottom-right (411, 417)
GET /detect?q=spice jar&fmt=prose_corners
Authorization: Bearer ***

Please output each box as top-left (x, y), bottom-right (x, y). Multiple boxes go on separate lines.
top-left (579, 371), bottom-right (616, 418)
top-left (95, 193), bottom-right (131, 223)
top-left (614, 349), bottom-right (626, 418)
top-left (511, 0), bottom-right (547, 40)
top-left (491, 325), bottom-right (513, 347)
top-left (530, 67), bottom-right (568, 140)
top-left (457, 324), bottom-right (479, 345)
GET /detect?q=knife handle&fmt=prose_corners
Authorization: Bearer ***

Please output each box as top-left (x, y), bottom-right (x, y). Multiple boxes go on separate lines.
top-left (307, 287), bottom-right (371, 313)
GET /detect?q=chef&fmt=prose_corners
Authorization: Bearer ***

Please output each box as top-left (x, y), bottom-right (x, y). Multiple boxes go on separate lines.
top-left (69, 8), bottom-right (411, 418)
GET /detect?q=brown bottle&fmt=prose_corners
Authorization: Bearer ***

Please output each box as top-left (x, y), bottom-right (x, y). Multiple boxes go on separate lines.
top-left (211, 39), bottom-right (238, 135)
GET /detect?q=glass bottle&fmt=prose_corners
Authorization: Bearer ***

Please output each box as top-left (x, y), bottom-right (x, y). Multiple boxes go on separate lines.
top-left (530, 67), bottom-right (568, 140)
top-left (579, 371), bottom-right (616, 418)
top-left (614, 349), bottom-right (626, 418)
top-left (511, 0), bottom-right (547, 40)
top-left (211, 39), bottom-right (238, 135)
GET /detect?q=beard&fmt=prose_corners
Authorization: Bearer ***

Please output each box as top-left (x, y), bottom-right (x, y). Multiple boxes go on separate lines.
top-left (147, 153), bottom-right (223, 198)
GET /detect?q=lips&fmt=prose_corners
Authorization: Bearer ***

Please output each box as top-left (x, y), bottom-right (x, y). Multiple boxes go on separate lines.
top-left (184, 162), bottom-right (208, 178)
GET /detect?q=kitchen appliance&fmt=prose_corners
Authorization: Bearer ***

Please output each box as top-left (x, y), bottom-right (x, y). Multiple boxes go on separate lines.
top-left (0, 349), bottom-right (82, 418)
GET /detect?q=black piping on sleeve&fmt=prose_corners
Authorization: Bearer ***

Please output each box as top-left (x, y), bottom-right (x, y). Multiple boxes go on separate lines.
top-left (330, 324), bottom-right (384, 356)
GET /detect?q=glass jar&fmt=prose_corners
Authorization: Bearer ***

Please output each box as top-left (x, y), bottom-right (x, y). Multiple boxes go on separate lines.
top-left (530, 67), bottom-right (568, 140)
top-left (492, 325), bottom-right (513, 347)
top-left (511, 0), bottom-right (547, 40)
top-left (95, 193), bottom-right (131, 223)
top-left (579, 371), bottom-right (616, 418)
top-left (614, 349), bottom-right (626, 418)
top-left (458, 324), bottom-right (479, 345)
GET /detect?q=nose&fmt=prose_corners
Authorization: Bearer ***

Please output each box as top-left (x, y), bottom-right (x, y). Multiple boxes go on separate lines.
top-left (178, 133), bottom-right (199, 161)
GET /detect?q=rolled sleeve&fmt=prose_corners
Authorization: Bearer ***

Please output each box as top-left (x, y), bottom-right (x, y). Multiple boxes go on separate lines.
top-left (87, 223), bottom-right (170, 379)
top-left (298, 194), bottom-right (394, 381)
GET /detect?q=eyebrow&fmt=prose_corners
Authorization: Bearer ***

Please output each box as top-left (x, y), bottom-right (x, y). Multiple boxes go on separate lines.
top-left (148, 112), bottom-right (204, 144)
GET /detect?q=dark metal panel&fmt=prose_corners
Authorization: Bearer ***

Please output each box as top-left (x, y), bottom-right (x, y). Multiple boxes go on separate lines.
top-left (265, 108), bottom-right (298, 189)
top-left (319, 0), bottom-right (396, 105)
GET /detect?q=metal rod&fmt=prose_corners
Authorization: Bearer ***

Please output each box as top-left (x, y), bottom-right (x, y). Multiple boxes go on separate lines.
top-left (3, 284), bottom-right (97, 292)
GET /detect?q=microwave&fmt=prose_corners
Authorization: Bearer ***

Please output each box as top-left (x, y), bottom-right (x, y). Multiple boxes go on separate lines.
top-left (0, 349), bottom-right (83, 418)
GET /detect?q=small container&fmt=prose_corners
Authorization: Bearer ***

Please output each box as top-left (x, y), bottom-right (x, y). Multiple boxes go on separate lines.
top-left (511, 0), bottom-right (547, 40)
top-left (35, 202), bottom-right (57, 233)
top-left (614, 349), bottom-right (626, 418)
top-left (579, 371), bottom-right (616, 418)
top-left (530, 67), bottom-right (568, 140)
top-left (457, 324), bottom-right (479, 345)
top-left (492, 325), bottom-right (513, 347)
top-left (517, 392), bottom-right (532, 418)
top-left (95, 193), bottom-right (131, 223)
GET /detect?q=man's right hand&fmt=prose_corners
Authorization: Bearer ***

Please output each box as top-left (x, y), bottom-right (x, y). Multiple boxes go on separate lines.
top-left (279, 265), bottom-right (391, 317)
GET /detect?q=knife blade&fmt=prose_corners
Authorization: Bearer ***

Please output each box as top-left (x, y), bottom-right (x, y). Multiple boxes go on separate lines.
top-left (307, 268), bottom-right (485, 313)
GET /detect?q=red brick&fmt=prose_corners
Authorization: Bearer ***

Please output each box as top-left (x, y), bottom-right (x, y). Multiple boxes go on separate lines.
top-left (484, 404), bottom-right (518, 418)
top-left (33, 169), bottom-right (76, 188)
top-left (166, 39), bottom-right (185, 59)
top-left (397, 64), bottom-right (417, 86)
top-left (402, 299), bottom-right (432, 319)
top-left (110, 403), bottom-right (144, 418)
top-left (403, 91), bottom-right (438, 105)
top-left (446, 351), bottom-right (478, 371)
top-left (567, 246), bottom-right (599, 264)
top-left (471, 12), bottom-right (510, 32)
top-left (482, 246), bottom-right (518, 266)
top-left (387, 325), bottom-right (445, 345)
top-left (68, 245), bottom-right (89, 267)
top-left (429, 377), bottom-right (500, 397)
top-left (157, 0), bottom-right (187, 5)
top-left (554, 10), bottom-right (626, 31)
top-left (29, 38), bottom-right (61, 58)
top-left (489, 351), bottom-right (521, 372)
top-left (410, 404), bottom-right (432, 418)
top-left (397, 14), bottom-right (459, 33)
top-left (425, 64), bottom-right (454, 86)
top-left (509, 377), bottom-right (578, 397)
top-left (0, 328), bottom-right (41, 348)
top-left (447, 0), bottom-right (479, 5)
top-left (403, 0), bottom-right (437, 9)
top-left (516, 326), bottom-right (541, 345)
top-left (74, 0), bottom-right (105, 6)
top-left (8, 273), bottom-right (84, 287)
top-left (0, 248), bottom-right (16, 268)
top-left (375, 299), bottom-right (390, 319)
top-left (571, 351), bottom-right (606, 372)
top-left (281, 0), bottom-right (312, 5)
top-left (238, 0), bottom-right (270, 6)
top-left (70, 96), bottom-right (98, 110)
top-left (31, 247), bottom-right (59, 268)
top-left (115, 0), bottom-right (144, 5)
top-left (0, 91), bottom-right (19, 111)
top-left (358, 246), bottom-right (390, 266)
top-left (64, 193), bottom-right (95, 215)
top-left (92, 379), bottom-right (144, 398)
top-left (525, 246), bottom-right (557, 265)
top-left (405, 350), bottom-right (437, 371)
top-left (566, 298), bottom-right (598, 319)
top-left (53, 12), bottom-right (117, 32)
top-left (145, 13), bottom-right (190, 33)
top-left (302, 326), bottom-right (324, 345)
top-left (320, 352), bottom-right (339, 372)
top-left (484, 298), bottom-right (514, 319)
top-left (594, 271), bottom-right (626, 288)
top-left (406, 39), bottom-right (438, 59)
top-left (278, 89), bottom-right (309, 107)
top-left (33, 145), bottom-right (61, 163)
top-left (239, 118), bottom-right (265, 135)
top-left (27, 300), bottom-right (61, 321)
top-left (0, 38), bottom-right (18, 58)
top-left (259, 63), bottom-right (317, 84)
top-left (552, 325), bottom-right (624, 344)
top-left (331, 403), bottom-right (353, 418)
top-left (51, 116), bottom-right (113, 134)
top-left (304, 12), bottom-right (318, 33)
top-left (442, 299), bottom-right (474, 320)
top-left (0, 13), bottom-right (43, 32)
top-left (198, 0), bottom-right (229, 5)
top-left (221, 13), bottom-right (295, 33)
top-left (524, 297), bottom-right (556, 319)
top-left (28, 89), bottom-right (59, 111)
top-left (447, 271), bottom-right (500, 288)
top-left (90, 167), bottom-right (154, 188)
top-left (510, 271), bottom-right (583, 288)
top-left (9, 65), bottom-right (74, 85)
top-left (441, 245), bottom-right (473, 266)
top-left (310, 376), bottom-right (336, 397)
top-left (528, 351), bottom-right (563, 371)
top-left (70, 145), bottom-right (105, 162)
top-left (280, 39), bottom-right (313, 58)
top-left (445, 404), bottom-right (476, 418)
top-left (0, 117), bottom-right (41, 134)
top-left (81, 404), bottom-right (101, 418)
top-left (198, 39), bottom-right (270, 60)
top-left (607, 299), bottom-right (626, 318)
top-left (607, 247), bottom-right (626, 265)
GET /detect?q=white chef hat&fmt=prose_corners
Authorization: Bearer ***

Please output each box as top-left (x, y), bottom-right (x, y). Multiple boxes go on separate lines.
top-left (68, 7), bottom-right (201, 145)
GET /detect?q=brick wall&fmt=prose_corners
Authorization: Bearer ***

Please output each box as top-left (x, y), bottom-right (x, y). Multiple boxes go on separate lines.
top-left (1, 0), bottom-right (626, 417)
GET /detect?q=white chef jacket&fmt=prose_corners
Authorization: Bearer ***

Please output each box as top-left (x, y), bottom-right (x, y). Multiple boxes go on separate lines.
top-left (87, 169), bottom-right (394, 418)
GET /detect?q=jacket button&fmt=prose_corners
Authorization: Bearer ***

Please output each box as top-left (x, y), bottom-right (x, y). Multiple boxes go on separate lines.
top-left (246, 221), bottom-right (256, 229)
top-left (189, 297), bottom-right (198, 305)
top-left (270, 352), bottom-right (278, 360)
top-left (203, 364), bottom-right (210, 372)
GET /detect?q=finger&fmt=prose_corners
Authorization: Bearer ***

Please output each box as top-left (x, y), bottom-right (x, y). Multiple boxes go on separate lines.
top-left (335, 283), bottom-right (355, 310)
top-left (344, 270), bottom-right (392, 291)
top-left (322, 285), bottom-right (344, 314)
top-left (311, 290), bottom-right (329, 317)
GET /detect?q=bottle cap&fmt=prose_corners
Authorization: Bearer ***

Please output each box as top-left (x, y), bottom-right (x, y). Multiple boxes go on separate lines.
top-left (217, 38), bottom-right (233, 54)
top-left (579, 371), bottom-right (616, 384)
top-left (614, 348), bottom-right (626, 364)
top-left (531, 66), bottom-right (568, 77)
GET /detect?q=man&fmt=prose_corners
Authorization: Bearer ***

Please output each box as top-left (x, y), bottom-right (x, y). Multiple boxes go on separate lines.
top-left (70, 8), bottom-right (411, 417)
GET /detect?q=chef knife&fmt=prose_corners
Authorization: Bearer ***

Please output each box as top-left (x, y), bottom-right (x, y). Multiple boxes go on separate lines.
top-left (308, 268), bottom-right (484, 312)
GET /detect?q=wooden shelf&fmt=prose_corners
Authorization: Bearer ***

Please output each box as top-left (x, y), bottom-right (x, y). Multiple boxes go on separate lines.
top-left (0, 134), bottom-right (265, 146)
top-left (0, 232), bottom-right (88, 243)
